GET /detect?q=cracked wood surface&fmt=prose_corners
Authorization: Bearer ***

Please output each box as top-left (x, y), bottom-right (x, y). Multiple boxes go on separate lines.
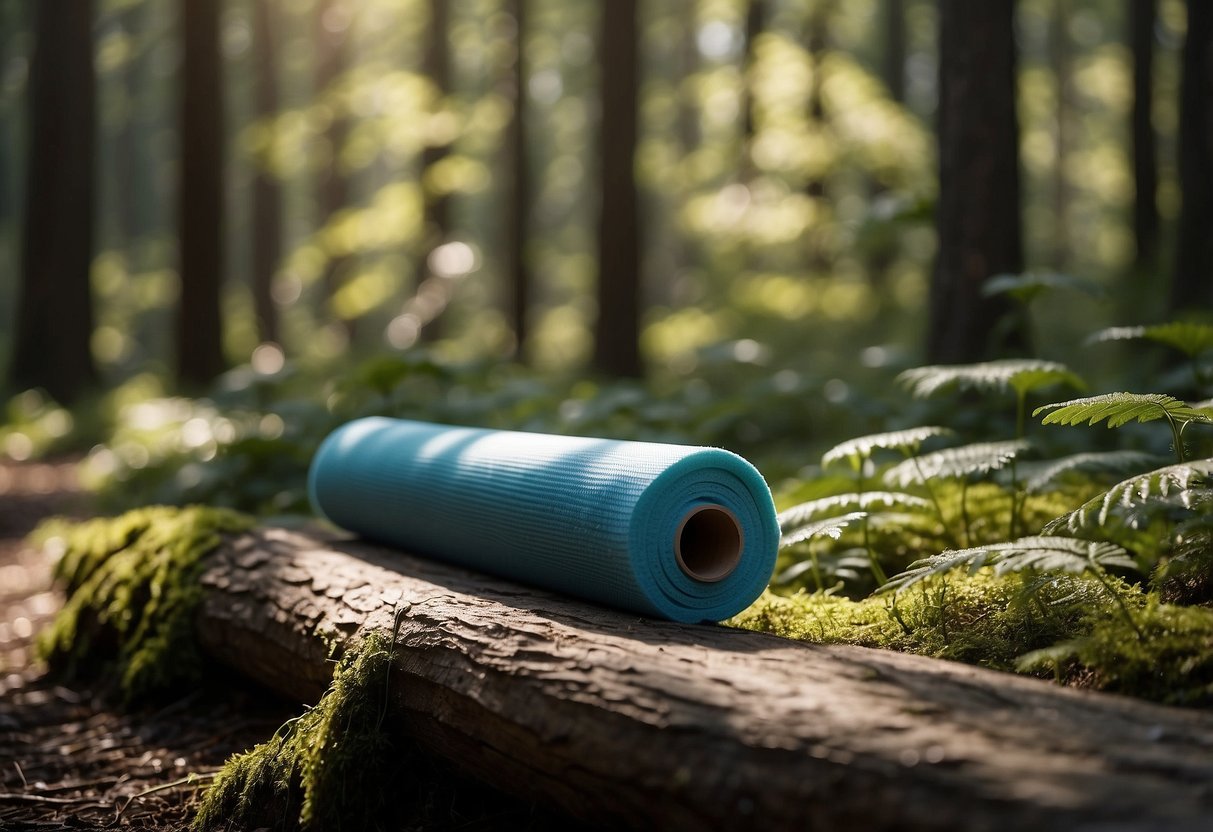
top-left (196, 527), bottom-right (1213, 831)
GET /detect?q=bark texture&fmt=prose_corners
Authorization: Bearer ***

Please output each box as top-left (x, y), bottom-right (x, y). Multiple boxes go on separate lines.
top-left (251, 0), bottom-right (282, 345)
top-left (1130, 0), bottom-right (1159, 268)
top-left (1171, 0), bottom-right (1213, 311)
top-left (507, 0), bottom-right (531, 359)
top-left (196, 528), bottom-right (1213, 832)
top-left (929, 0), bottom-right (1025, 363)
top-left (593, 0), bottom-right (643, 379)
top-left (177, 0), bottom-right (227, 389)
top-left (11, 0), bottom-right (98, 404)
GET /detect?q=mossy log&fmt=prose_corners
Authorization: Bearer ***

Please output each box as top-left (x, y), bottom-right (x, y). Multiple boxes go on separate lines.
top-left (195, 527), bottom-right (1213, 831)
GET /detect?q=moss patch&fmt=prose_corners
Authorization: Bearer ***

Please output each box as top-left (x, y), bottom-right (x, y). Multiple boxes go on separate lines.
top-left (192, 628), bottom-right (409, 832)
top-left (730, 572), bottom-right (1213, 705)
top-left (36, 505), bottom-right (252, 702)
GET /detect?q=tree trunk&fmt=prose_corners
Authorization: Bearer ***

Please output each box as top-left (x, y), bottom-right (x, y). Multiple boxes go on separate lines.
top-left (1130, 0), bottom-right (1159, 269)
top-left (1170, 0), bottom-right (1213, 311)
top-left (1049, 0), bottom-right (1072, 270)
top-left (928, 0), bottom-right (1026, 363)
top-left (177, 0), bottom-right (227, 389)
top-left (742, 0), bottom-right (766, 142)
top-left (314, 0), bottom-right (353, 338)
top-left (883, 0), bottom-right (906, 103)
top-left (194, 528), bottom-right (1213, 832)
top-left (507, 0), bottom-right (530, 360)
top-left (417, 0), bottom-right (453, 343)
top-left (10, 0), bottom-right (98, 404)
top-left (251, 0), bottom-right (282, 345)
top-left (593, 0), bottom-right (643, 379)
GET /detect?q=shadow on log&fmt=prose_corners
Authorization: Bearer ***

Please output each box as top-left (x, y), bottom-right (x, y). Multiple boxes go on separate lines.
top-left (196, 528), bottom-right (1213, 831)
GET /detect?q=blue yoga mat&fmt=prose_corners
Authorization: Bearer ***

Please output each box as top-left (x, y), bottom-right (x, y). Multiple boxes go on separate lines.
top-left (308, 417), bottom-right (779, 622)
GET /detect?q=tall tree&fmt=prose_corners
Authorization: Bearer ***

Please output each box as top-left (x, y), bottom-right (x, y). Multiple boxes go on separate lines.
top-left (1130, 0), bottom-right (1159, 269)
top-left (251, 0), bottom-right (282, 344)
top-left (10, 0), bottom-right (98, 403)
top-left (883, 0), bottom-right (907, 103)
top-left (742, 0), bottom-right (766, 142)
top-left (507, 0), bottom-right (530, 358)
top-left (1049, 0), bottom-right (1073, 269)
top-left (1170, 0), bottom-right (1213, 311)
top-left (315, 0), bottom-right (353, 335)
top-left (593, 0), bottom-right (642, 378)
top-left (418, 0), bottom-right (452, 341)
top-left (177, 0), bottom-right (226, 388)
top-left (928, 0), bottom-right (1025, 363)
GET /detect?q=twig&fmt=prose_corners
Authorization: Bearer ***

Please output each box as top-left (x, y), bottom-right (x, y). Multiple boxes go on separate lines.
top-left (0, 792), bottom-right (102, 805)
top-left (114, 772), bottom-right (215, 820)
top-left (12, 761), bottom-right (27, 790)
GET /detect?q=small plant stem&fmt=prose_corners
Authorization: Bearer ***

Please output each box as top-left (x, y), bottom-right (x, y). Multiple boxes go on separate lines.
top-left (1088, 569), bottom-right (1145, 641)
top-left (810, 546), bottom-right (824, 593)
top-left (857, 459), bottom-right (887, 587)
top-left (960, 479), bottom-right (972, 547)
top-left (1163, 412), bottom-right (1187, 463)
top-left (908, 451), bottom-right (959, 547)
top-left (1009, 390), bottom-right (1026, 538)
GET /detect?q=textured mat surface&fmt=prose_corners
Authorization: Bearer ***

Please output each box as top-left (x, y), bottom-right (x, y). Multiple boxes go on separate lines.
top-left (308, 417), bottom-right (778, 622)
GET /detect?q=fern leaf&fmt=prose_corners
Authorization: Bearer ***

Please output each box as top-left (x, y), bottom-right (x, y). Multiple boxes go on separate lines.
top-left (897, 360), bottom-right (1085, 399)
top-left (982, 271), bottom-right (1106, 302)
top-left (778, 492), bottom-right (931, 532)
top-left (1088, 321), bottom-right (1213, 357)
top-left (883, 440), bottom-right (1030, 488)
top-left (821, 426), bottom-right (954, 468)
top-left (883, 536), bottom-right (1136, 593)
top-left (1034, 393), bottom-right (1212, 429)
top-left (1043, 460), bottom-right (1213, 533)
top-left (1024, 450), bottom-right (1165, 493)
top-left (780, 512), bottom-right (867, 549)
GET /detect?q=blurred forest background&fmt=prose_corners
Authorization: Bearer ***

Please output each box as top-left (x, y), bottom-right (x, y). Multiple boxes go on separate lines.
top-left (1, 0), bottom-right (1211, 493)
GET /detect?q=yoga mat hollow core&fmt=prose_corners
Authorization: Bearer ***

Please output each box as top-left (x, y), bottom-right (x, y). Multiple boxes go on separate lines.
top-left (308, 417), bottom-right (779, 622)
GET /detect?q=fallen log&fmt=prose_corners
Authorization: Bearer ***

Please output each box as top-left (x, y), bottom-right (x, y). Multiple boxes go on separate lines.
top-left (195, 527), bottom-right (1213, 831)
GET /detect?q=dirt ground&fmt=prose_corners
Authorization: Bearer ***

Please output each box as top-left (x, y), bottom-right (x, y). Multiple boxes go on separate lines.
top-left (0, 460), bottom-right (571, 831)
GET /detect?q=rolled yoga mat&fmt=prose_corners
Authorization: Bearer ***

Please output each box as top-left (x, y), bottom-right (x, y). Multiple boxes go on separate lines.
top-left (308, 417), bottom-right (779, 622)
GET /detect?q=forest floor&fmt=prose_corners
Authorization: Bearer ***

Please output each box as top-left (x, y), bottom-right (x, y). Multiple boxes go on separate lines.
top-left (0, 459), bottom-right (573, 831)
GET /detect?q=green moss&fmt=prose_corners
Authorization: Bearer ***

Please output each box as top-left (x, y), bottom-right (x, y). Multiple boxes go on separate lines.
top-left (193, 629), bottom-right (408, 832)
top-left (36, 505), bottom-right (252, 702)
top-left (732, 570), bottom-right (1213, 705)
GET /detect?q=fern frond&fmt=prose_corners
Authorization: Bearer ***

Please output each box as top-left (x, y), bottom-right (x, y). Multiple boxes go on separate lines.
top-left (1088, 321), bottom-right (1213, 357)
top-left (778, 492), bottom-right (932, 533)
top-left (1034, 393), bottom-right (1212, 429)
top-left (982, 271), bottom-right (1106, 302)
top-left (1043, 460), bottom-right (1213, 533)
top-left (780, 512), bottom-right (868, 549)
top-left (883, 440), bottom-right (1030, 488)
top-left (897, 360), bottom-right (1085, 399)
top-left (821, 426), bottom-right (955, 468)
top-left (883, 537), bottom-right (1137, 593)
top-left (1024, 450), bottom-right (1165, 493)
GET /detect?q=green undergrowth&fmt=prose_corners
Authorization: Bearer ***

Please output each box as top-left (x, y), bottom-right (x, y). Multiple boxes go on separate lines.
top-left (193, 629), bottom-right (411, 832)
top-left (36, 505), bottom-right (252, 702)
top-left (729, 572), bottom-right (1213, 706)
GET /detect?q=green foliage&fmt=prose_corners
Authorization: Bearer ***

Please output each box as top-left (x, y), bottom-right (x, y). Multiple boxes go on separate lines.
top-left (779, 511), bottom-right (868, 548)
top-left (1089, 322), bottom-right (1213, 358)
top-left (883, 440), bottom-right (1030, 488)
top-left (194, 629), bottom-right (408, 832)
top-left (1034, 392), bottom-right (1212, 429)
top-left (777, 492), bottom-right (930, 533)
top-left (821, 426), bottom-right (954, 469)
top-left (1043, 460), bottom-right (1213, 536)
top-left (1023, 450), bottom-right (1164, 493)
top-left (897, 359), bottom-right (1086, 399)
top-left (982, 271), bottom-right (1106, 303)
top-left (36, 506), bottom-right (252, 702)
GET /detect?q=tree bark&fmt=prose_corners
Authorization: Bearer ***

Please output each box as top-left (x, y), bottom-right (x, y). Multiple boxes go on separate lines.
top-left (417, 0), bottom-right (453, 343)
top-left (10, 0), bottom-right (99, 404)
top-left (593, 0), bottom-right (643, 379)
top-left (1170, 0), bottom-right (1213, 311)
top-left (314, 0), bottom-right (353, 338)
top-left (195, 528), bottom-right (1213, 832)
top-left (507, 0), bottom-right (530, 359)
top-left (177, 0), bottom-right (227, 389)
top-left (1049, 0), bottom-right (1072, 270)
top-left (928, 0), bottom-right (1026, 363)
top-left (1130, 0), bottom-right (1159, 269)
top-left (883, 0), bottom-right (906, 104)
top-left (251, 0), bottom-right (282, 345)
top-left (742, 0), bottom-right (766, 142)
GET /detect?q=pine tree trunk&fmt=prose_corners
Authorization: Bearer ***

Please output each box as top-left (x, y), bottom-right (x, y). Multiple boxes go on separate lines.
top-left (507, 0), bottom-right (530, 359)
top-left (1130, 0), bottom-right (1159, 269)
top-left (191, 528), bottom-right (1213, 832)
top-left (251, 0), bottom-right (282, 345)
top-left (928, 0), bottom-right (1026, 363)
top-left (742, 0), bottom-right (766, 142)
top-left (314, 0), bottom-right (353, 338)
top-left (417, 0), bottom-right (453, 343)
top-left (1049, 0), bottom-right (1072, 270)
top-left (176, 0), bottom-right (227, 389)
top-left (883, 0), bottom-right (906, 103)
top-left (10, 0), bottom-right (99, 404)
top-left (593, 0), bottom-right (643, 378)
top-left (1170, 0), bottom-right (1213, 311)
